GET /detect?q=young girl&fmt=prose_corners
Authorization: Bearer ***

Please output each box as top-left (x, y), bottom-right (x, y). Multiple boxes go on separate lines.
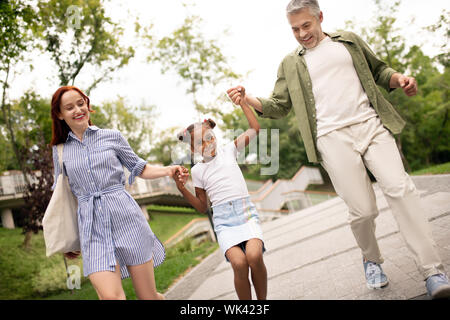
top-left (174, 88), bottom-right (268, 300)
top-left (50, 86), bottom-right (189, 300)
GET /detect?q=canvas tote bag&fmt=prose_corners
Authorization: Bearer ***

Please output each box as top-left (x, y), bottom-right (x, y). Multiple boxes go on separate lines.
top-left (42, 143), bottom-right (80, 257)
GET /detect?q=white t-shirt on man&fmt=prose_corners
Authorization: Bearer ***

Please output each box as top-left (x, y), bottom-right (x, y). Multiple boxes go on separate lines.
top-left (304, 36), bottom-right (378, 137)
top-left (191, 142), bottom-right (249, 207)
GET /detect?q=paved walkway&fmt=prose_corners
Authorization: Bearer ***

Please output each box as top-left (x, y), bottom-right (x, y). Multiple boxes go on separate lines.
top-left (165, 174), bottom-right (450, 300)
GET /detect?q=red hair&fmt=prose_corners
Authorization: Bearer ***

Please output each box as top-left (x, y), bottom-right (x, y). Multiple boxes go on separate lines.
top-left (50, 86), bottom-right (95, 146)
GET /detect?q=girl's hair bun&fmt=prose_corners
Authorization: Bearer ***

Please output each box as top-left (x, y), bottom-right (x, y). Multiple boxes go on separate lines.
top-left (177, 129), bottom-right (190, 143)
top-left (178, 118), bottom-right (216, 143)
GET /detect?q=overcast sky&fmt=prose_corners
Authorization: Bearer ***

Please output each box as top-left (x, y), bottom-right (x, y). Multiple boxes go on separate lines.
top-left (9, 0), bottom-right (448, 140)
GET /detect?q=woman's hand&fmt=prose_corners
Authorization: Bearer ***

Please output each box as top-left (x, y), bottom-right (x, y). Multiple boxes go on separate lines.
top-left (64, 251), bottom-right (81, 260)
top-left (169, 165), bottom-right (189, 185)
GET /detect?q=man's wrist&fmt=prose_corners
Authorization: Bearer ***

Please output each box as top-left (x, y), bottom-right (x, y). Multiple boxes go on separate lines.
top-left (248, 95), bottom-right (263, 113)
top-left (390, 72), bottom-right (402, 88)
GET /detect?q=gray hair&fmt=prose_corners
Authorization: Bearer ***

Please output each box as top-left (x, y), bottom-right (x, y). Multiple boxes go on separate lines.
top-left (286, 0), bottom-right (321, 18)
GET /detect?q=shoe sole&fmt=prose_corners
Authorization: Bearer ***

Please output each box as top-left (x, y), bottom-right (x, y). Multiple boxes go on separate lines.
top-left (431, 285), bottom-right (450, 299)
top-left (366, 281), bottom-right (389, 290)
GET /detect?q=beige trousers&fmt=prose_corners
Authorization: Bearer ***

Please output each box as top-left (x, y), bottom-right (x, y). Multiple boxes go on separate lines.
top-left (316, 116), bottom-right (444, 279)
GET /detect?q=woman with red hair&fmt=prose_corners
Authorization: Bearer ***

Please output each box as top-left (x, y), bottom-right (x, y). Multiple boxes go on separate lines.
top-left (50, 86), bottom-right (188, 300)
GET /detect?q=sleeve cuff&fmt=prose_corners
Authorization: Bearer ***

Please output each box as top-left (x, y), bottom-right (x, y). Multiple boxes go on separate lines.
top-left (128, 159), bottom-right (147, 185)
top-left (255, 97), bottom-right (273, 118)
top-left (380, 68), bottom-right (398, 93)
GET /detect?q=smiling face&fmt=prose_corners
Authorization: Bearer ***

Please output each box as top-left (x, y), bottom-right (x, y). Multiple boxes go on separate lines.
top-left (288, 8), bottom-right (325, 49)
top-left (58, 90), bottom-right (90, 133)
top-left (190, 125), bottom-right (217, 159)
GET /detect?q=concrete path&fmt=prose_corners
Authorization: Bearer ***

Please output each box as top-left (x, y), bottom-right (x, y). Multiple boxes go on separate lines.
top-left (165, 174), bottom-right (450, 300)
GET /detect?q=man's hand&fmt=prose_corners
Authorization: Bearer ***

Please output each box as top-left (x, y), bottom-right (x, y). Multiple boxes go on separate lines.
top-left (391, 73), bottom-right (418, 97)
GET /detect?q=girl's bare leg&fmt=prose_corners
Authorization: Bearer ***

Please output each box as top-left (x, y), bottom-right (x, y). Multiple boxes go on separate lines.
top-left (245, 239), bottom-right (267, 300)
top-left (226, 245), bottom-right (252, 300)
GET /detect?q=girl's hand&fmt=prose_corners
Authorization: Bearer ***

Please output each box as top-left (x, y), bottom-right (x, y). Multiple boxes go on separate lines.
top-left (227, 86), bottom-right (247, 106)
top-left (64, 251), bottom-right (81, 260)
top-left (170, 166), bottom-right (189, 185)
top-left (173, 172), bottom-right (186, 190)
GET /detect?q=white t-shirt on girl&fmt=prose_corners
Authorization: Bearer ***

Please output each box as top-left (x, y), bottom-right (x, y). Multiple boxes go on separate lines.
top-left (191, 141), bottom-right (249, 207)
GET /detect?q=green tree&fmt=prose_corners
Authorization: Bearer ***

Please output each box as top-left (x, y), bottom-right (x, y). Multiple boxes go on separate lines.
top-left (0, 0), bottom-right (38, 181)
top-left (221, 107), bottom-right (308, 181)
top-left (20, 133), bottom-right (53, 250)
top-left (97, 98), bottom-right (156, 160)
top-left (146, 13), bottom-right (240, 116)
top-left (346, 0), bottom-right (449, 171)
top-left (35, 0), bottom-right (134, 94)
top-left (150, 127), bottom-right (183, 166)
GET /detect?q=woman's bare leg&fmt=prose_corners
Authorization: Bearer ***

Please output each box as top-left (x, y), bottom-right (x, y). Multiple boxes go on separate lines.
top-left (88, 264), bottom-right (126, 300)
top-left (127, 259), bottom-right (164, 300)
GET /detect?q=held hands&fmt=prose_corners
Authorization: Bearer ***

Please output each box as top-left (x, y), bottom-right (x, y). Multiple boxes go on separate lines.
top-left (227, 86), bottom-right (248, 107)
top-left (170, 166), bottom-right (189, 190)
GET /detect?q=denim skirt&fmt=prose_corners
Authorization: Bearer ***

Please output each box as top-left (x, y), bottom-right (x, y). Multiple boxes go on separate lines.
top-left (212, 196), bottom-right (265, 260)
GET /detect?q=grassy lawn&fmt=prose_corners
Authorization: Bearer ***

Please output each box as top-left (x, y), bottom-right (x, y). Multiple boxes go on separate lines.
top-left (148, 211), bottom-right (205, 243)
top-left (0, 209), bottom-right (217, 300)
top-left (411, 162), bottom-right (450, 176)
top-left (44, 238), bottom-right (218, 300)
top-left (147, 204), bottom-right (199, 214)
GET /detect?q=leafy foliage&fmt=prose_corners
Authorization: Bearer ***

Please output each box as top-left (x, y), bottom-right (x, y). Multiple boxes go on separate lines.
top-left (146, 14), bottom-right (240, 115)
top-left (20, 133), bottom-right (53, 248)
top-left (34, 0), bottom-right (135, 93)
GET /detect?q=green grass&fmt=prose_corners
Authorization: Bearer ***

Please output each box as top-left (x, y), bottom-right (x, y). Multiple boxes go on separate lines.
top-left (44, 238), bottom-right (218, 300)
top-left (411, 162), bottom-right (450, 176)
top-left (0, 209), bottom-right (217, 300)
top-left (147, 204), bottom-right (199, 214)
top-left (148, 211), bottom-right (205, 243)
top-left (0, 228), bottom-right (83, 300)
top-left (305, 181), bottom-right (336, 193)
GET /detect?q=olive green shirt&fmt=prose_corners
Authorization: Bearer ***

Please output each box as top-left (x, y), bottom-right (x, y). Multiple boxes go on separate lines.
top-left (256, 31), bottom-right (406, 163)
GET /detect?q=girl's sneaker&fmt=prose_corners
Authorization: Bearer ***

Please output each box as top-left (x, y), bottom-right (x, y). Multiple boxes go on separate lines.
top-left (363, 259), bottom-right (389, 289)
top-left (426, 273), bottom-right (450, 299)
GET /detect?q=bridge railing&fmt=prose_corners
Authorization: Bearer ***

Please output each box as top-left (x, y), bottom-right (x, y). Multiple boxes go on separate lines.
top-left (125, 171), bottom-right (194, 197)
top-left (0, 168), bottom-right (197, 198)
top-left (0, 172), bottom-right (32, 196)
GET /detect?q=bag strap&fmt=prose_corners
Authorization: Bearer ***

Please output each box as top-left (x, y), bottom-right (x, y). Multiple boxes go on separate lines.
top-left (56, 144), bottom-right (65, 176)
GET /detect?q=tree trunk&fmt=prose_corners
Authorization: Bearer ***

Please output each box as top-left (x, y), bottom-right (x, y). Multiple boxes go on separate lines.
top-left (1, 63), bottom-right (30, 185)
top-left (22, 230), bottom-right (33, 250)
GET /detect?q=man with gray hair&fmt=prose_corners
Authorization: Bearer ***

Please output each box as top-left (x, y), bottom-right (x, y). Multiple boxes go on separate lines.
top-left (227, 0), bottom-right (450, 299)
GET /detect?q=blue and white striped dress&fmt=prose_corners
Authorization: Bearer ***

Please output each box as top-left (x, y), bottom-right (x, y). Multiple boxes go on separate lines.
top-left (52, 125), bottom-right (165, 279)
